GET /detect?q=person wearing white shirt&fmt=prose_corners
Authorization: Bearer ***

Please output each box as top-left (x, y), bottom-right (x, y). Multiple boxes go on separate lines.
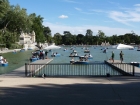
top-left (0, 55), bottom-right (3, 60)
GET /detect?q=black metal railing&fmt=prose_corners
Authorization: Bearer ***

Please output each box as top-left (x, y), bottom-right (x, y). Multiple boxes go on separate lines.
top-left (25, 62), bottom-right (135, 77)
top-left (104, 61), bottom-right (135, 76)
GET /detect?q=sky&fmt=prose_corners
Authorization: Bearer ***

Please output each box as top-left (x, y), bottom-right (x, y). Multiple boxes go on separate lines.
top-left (9, 0), bottom-right (140, 36)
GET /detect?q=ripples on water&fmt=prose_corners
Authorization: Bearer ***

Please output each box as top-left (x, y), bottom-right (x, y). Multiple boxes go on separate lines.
top-left (0, 46), bottom-right (140, 74)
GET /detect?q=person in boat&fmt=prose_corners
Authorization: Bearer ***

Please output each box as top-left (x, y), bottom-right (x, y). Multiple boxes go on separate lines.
top-left (84, 54), bottom-right (87, 57)
top-left (88, 53), bottom-right (92, 57)
top-left (74, 52), bottom-right (78, 56)
top-left (79, 57), bottom-right (83, 61)
top-left (103, 48), bottom-right (106, 53)
top-left (52, 52), bottom-right (56, 57)
top-left (0, 55), bottom-right (3, 60)
top-left (71, 57), bottom-right (74, 61)
top-left (70, 57), bottom-right (75, 64)
top-left (0, 59), bottom-right (4, 64)
top-left (2, 58), bottom-right (7, 63)
top-left (84, 54), bottom-right (88, 61)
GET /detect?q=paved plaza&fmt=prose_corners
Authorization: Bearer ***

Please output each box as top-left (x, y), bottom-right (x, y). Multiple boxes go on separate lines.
top-left (0, 76), bottom-right (140, 105)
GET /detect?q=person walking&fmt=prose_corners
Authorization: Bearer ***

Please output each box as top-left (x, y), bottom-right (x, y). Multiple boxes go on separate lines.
top-left (120, 51), bottom-right (124, 63)
top-left (111, 51), bottom-right (114, 63)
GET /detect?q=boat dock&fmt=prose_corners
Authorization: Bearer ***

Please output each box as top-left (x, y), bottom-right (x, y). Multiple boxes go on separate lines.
top-left (0, 58), bottom-right (53, 77)
top-left (106, 60), bottom-right (140, 76)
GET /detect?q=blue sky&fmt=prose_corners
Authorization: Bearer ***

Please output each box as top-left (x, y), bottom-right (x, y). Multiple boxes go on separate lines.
top-left (9, 0), bottom-right (140, 36)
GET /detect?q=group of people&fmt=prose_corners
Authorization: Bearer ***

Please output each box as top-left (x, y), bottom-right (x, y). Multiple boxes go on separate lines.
top-left (84, 54), bottom-right (92, 58)
top-left (0, 55), bottom-right (7, 64)
top-left (111, 51), bottom-right (124, 63)
top-left (31, 50), bottom-right (48, 60)
top-left (70, 52), bottom-right (78, 56)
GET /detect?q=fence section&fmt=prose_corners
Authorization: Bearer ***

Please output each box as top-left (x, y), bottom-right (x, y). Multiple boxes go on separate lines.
top-left (25, 62), bottom-right (135, 77)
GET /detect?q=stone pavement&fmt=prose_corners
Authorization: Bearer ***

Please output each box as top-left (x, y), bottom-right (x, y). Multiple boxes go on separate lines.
top-left (0, 76), bottom-right (140, 105)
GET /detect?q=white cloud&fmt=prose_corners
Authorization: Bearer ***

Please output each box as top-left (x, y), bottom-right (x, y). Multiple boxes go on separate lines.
top-left (43, 22), bottom-right (140, 36)
top-left (63, 0), bottom-right (81, 4)
top-left (90, 9), bottom-right (104, 13)
top-left (58, 15), bottom-right (68, 19)
top-left (75, 7), bottom-right (81, 11)
top-left (108, 5), bottom-right (140, 25)
top-left (134, 4), bottom-right (140, 7)
top-left (108, 11), bottom-right (131, 25)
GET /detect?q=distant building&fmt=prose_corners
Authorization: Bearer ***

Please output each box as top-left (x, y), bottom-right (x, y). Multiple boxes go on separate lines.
top-left (19, 31), bottom-right (36, 50)
top-left (19, 31), bottom-right (36, 44)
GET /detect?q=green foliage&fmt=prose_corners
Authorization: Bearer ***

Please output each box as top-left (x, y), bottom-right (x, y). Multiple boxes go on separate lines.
top-left (43, 26), bottom-right (52, 42)
top-left (86, 29), bottom-right (93, 36)
top-left (0, 0), bottom-right (10, 20)
top-left (31, 14), bottom-right (45, 43)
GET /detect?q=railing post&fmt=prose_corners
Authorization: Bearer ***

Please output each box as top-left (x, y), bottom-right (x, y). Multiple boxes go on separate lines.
top-left (25, 63), bottom-right (28, 77)
top-left (132, 63), bottom-right (135, 76)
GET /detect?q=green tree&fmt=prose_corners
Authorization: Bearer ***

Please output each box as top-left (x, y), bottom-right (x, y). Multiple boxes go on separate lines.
top-left (62, 31), bottom-right (74, 45)
top-left (85, 29), bottom-right (93, 36)
top-left (0, 0), bottom-right (10, 20)
top-left (43, 26), bottom-right (52, 43)
top-left (53, 33), bottom-right (62, 45)
top-left (76, 34), bottom-right (84, 44)
top-left (31, 14), bottom-right (45, 43)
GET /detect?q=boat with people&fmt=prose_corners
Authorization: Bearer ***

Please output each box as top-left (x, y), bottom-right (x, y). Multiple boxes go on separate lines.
top-left (30, 57), bottom-right (39, 62)
top-left (69, 52), bottom-right (79, 57)
top-left (84, 48), bottom-right (90, 53)
top-left (51, 52), bottom-right (61, 57)
top-left (64, 48), bottom-right (68, 51)
top-left (81, 47), bottom-right (85, 49)
top-left (82, 53), bottom-right (93, 59)
top-left (0, 55), bottom-right (8, 66)
top-left (70, 56), bottom-right (89, 64)
top-left (30, 50), bottom-right (46, 62)
top-left (72, 50), bottom-right (77, 53)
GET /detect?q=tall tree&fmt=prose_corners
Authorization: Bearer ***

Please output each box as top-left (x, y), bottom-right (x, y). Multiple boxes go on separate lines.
top-left (85, 29), bottom-right (93, 36)
top-left (76, 34), bottom-right (84, 44)
top-left (53, 33), bottom-right (62, 45)
top-left (97, 30), bottom-right (105, 38)
top-left (43, 26), bottom-right (52, 43)
top-left (31, 14), bottom-right (45, 43)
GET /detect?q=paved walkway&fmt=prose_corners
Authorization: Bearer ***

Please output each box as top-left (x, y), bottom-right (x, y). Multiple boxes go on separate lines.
top-left (0, 58), bottom-right (53, 77)
top-left (0, 77), bottom-right (140, 105)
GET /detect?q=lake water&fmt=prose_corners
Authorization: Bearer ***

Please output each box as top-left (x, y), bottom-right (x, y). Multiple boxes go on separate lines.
top-left (0, 45), bottom-right (140, 74)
